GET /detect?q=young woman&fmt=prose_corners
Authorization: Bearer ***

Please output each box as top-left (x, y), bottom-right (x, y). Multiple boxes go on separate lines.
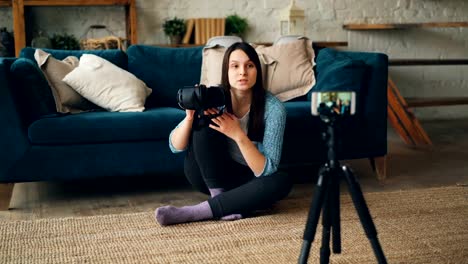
top-left (155, 42), bottom-right (292, 226)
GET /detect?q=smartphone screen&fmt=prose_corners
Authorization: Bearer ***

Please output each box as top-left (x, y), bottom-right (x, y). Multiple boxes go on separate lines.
top-left (311, 91), bottom-right (356, 116)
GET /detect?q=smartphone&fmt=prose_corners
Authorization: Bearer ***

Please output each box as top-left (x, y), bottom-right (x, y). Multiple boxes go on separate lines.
top-left (311, 91), bottom-right (356, 116)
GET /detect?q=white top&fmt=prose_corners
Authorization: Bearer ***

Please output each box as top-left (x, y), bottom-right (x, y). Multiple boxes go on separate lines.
top-left (226, 110), bottom-right (250, 165)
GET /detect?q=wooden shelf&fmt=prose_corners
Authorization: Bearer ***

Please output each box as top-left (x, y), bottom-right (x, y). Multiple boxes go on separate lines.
top-left (389, 59), bottom-right (468, 66)
top-left (7, 0), bottom-right (137, 57)
top-left (151, 43), bottom-right (204, 48)
top-left (153, 41), bottom-right (348, 49)
top-left (389, 58), bottom-right (468, 107)
top-left (343, 22), bottom-right (468, 30)
top-left (0, 0), bottom-right (11, 7)
top-left (406, 97), bottom-right (468, 108)
top-left (253, 41), bottom-right (348, 48)
top-left (23, 0), bottom-right (132, 5)
top-left (314, 41), bottom-right (348, 48)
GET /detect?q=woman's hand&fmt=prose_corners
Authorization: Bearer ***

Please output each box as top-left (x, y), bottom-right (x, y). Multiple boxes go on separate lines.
top-left (207, 109), bottom-right (244, 141)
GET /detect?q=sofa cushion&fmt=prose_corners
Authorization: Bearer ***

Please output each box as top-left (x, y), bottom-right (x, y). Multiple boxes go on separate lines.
top-left (310, 48), bottom-right (368, 112)
top-left (127, 45), bottom-right (203, 108)
top-left (28, 107), bottom-right (185, 145)
top-left (20, 47), bottom-right (128, 70)
top-left (9, 58), bottom-right (57, 123)
top-left (63, 54), bottom-right (152, 112)
top-left (324, 49), bottom-right (388, 116)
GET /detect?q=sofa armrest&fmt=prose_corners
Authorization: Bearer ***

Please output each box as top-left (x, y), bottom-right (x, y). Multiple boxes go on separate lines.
top-left (344, 51), bottom-right (388, 158)
top-left (359, 52), bottom-right (388, 156)
top-left (0, 58), bottom-right (30, 181)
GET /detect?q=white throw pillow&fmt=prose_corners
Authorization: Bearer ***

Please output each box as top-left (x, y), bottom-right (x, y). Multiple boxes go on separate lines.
top-left (63, 54), bottom-right (152, 112)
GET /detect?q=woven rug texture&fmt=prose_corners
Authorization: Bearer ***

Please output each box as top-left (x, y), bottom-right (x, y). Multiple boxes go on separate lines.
top-left (1, 186), bottom-right (467, 264)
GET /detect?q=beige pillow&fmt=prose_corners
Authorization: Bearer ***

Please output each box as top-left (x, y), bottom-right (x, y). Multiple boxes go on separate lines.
top-left (200, 45), bottom-right (271, 88)
top-left (255, 39), bottom-right (316, 102)
top-left (63, 54), bottom-right (152, 112)
top-left (34, 49), bottom-right (96, 113)
top-left (200, 45), bottom-right (225, 87)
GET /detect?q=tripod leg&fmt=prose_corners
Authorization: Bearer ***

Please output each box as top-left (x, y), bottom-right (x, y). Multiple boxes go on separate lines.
top-left (320, 190), bottom-right (331, 264)
top-left (342, 166), bottom-right (388, 264)
top-left (320, 167), bottom-right (342, 263)
top-left (298, 169), bottom-right (330, 264)
top-left (330, 168), bottom-right (342, 254)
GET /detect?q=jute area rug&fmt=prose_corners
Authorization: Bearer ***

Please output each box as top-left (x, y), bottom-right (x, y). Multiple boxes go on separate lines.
top-left (1, 186), bottom-right (467, 264)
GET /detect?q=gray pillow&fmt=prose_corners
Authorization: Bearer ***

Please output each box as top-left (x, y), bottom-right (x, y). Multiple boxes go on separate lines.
top-left (34, 49), bottom-right (97, 113)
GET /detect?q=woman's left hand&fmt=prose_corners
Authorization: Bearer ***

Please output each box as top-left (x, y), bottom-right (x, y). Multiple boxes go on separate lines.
top-left (209, 111), bottom-right (244, 141)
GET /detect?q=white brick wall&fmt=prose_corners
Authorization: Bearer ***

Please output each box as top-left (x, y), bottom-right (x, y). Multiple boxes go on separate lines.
top-left (0, 0), bottom-right (467, 119)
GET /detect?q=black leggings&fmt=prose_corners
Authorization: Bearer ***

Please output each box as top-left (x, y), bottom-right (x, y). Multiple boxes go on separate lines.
top-left (184, 125), bottom-right (292, 218)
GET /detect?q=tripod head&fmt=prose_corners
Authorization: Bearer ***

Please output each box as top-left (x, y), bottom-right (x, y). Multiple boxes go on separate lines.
top-left (310, 91), bottom-right (356, 168)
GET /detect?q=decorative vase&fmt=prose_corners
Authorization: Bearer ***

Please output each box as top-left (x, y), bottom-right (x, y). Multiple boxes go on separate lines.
top-left (0, 27), bottom-right (14, 57)
top-left (169, 35), bottom-right (182, 45)
top-left (31, 30), bottom-right (52, 49)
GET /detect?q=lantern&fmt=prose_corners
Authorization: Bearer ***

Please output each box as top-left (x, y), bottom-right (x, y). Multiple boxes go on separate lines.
top-left (279, 0), bottom-right (305, 36)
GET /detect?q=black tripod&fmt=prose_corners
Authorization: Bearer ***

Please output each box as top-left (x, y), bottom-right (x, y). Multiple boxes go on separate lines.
top-left (298, 114), bottom-right (387, 264)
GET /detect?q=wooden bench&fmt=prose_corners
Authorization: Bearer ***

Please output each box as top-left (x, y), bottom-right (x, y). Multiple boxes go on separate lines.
top-left (387, 58), bottom-right (468, 146)
top-left (344, 22), bottom-right (468, 147)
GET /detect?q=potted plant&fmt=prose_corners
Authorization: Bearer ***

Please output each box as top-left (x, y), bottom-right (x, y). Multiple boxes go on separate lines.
top-left (51, 33), bottom-right (80, 50)
top-left (225, 14), bottom-right (248, 37)
top-left (163, 17), bottom-right (186, 45)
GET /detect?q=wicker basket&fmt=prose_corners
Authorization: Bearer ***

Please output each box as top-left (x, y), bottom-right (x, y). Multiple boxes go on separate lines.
top-left (80, 25), bottom-right (126, 51)
top-left (80, 36), bottom-right (125, 51)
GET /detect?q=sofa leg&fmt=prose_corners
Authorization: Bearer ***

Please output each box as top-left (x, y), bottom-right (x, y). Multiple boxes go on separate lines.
top-left (0, 183), bottom-right (14, 210)
top-left (369, 156), bottom-right (387, 182)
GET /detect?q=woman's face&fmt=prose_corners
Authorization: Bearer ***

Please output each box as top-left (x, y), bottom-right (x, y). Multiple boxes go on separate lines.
top-left (228, 49), bottom-right (257, 92)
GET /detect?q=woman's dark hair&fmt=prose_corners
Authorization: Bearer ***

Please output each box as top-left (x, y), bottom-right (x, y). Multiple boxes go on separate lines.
top-left (220, 42), bottom-right (265, 142)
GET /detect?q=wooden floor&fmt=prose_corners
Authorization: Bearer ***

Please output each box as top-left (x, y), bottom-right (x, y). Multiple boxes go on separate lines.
top-left (1, 118), bottom-right (467, 221)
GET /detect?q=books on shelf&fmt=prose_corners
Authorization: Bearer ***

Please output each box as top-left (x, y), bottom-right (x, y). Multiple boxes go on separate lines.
top-left (182, 19), bottom-right (195, 44)
top-left (182, 18), bottom-right (225, 45)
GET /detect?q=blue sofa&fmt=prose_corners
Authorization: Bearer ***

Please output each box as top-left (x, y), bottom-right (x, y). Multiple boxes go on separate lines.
top-left (0, 45), bottom-right (388, 210)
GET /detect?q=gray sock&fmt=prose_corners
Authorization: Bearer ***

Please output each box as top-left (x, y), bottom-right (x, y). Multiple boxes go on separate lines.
top-left (208, 188), bottom-right (243, 221)
top-left (155, 201), bottom-right (213, 226)
top-left (221, 213), bottom-right (243, 221)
